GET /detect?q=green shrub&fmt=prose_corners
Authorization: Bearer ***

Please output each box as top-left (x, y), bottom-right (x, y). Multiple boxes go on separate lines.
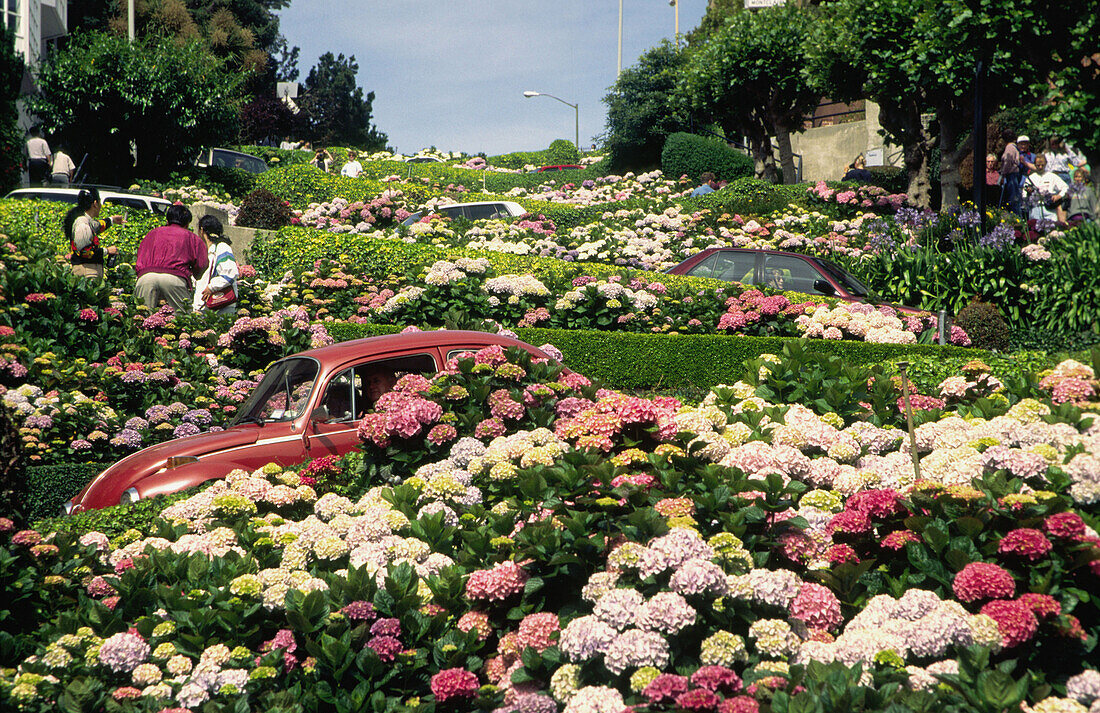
top-left (546, 139), bottom-right (581, 165)
top-left (34, 489), bottom-right (197, 541)
top-left (686, 177), bottom-right (805, 217)
top-left (1032, 221), bottom-right (1100, 336)
top-left (192, 165), bottom-right (257, 199)
top-left (866, 165), bottom-right (907, 194)
top-left (24, 463), bottom-right (107, 521)
top-left (488, 141), bottom-right (577, 170)
top-left (954, 299), bottom-right (1011, 351)
top-left (235, 188), bottom-right (294, 230)
top-left (0, 403), bottom-right (25, 524)
top-left (661, 132), bottom-right (754, 183)
top-left (237, 145), bottom-right (315, 169)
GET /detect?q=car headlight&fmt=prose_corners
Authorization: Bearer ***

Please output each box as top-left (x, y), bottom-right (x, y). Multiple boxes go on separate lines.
top-left (62, 499), bottom-right (76, 516)
top-left (120, 487), bottom-right (141, 506)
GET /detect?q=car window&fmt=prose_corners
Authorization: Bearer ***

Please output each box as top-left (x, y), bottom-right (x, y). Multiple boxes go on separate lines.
top-left (815, 259), bottom-right (869, 297)
top-left (234, 358), bottom-right (319, 424)
top-left (358, 353), bottom-right (437, 411)
top-left (685, 253), bottom-right (718, 279)
top-left (761, 255), bottom-right (824, 294)
top-left (104, 198), bottom-right (148, 211)
top-left (710, 251), bottom-right (758, 283)
top-left (465, 204), bottom-right (506, 220)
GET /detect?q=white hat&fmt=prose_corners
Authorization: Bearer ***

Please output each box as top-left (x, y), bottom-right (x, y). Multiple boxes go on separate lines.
top-left (1017, 135), bottom-right (1030, 143)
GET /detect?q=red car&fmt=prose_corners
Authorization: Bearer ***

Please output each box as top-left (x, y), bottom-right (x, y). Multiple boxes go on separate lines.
top-left (65, 331), bottom-right (561, 513)
top-left (536, 165), bottom-right (584, 172)
top-left (666, 247), bottom-right (924, 315)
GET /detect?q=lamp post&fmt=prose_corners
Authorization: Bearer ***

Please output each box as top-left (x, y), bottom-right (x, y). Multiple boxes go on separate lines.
top-left (523, 91), bottom-right (580, 152)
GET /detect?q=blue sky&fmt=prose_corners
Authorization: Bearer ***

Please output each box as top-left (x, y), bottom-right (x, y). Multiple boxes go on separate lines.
top-left (277, 1), bottom-right (709, 156)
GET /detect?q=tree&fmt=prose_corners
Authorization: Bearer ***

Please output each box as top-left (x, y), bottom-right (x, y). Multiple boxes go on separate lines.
top-left (0, 28), bottom-right (24, 193)
top-left (678, 5), bottom-right (820, 183)
top-left (27, 32), bottom-right (241, 184)
top-left (299, 53), bottom-right (387, 150)
top-left (600, 41), bottom-right (687, 172)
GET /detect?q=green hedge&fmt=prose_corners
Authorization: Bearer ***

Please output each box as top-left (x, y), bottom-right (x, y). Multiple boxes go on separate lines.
top-left (488, 139), bottom-right (581, 170)
top-left (684, 177), bottom-right (807, 217)
top-left (328, 322), bottom-right (1021, 391)
top-left (661, 132), bottom-right (755, 183)
top-left (33, 489), bottom-right (198, 541)
top-left (249, 225), bottom-right (732, 293)
top-left (25, 463), bottom-right (107, 521)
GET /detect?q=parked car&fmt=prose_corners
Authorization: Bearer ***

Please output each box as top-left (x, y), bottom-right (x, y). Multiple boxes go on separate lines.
top-left (63, 331), bottom-right (562, 513)
top-left (405, 156), bottom-right (444, 164)
top-left (195, 147), bottom-right (269, 174)
top-left (399, 200), bottom-right (527, 226)
top-left (4, 187), bottom-right (172, 214)
top-left (667, 247), bottom-right (924, 314)
top-left (536, 165), bottom-right (584, 172)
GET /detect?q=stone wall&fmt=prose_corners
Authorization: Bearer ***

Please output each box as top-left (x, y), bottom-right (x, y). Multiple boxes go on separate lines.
top-left (188, 203), bottom-right (270, 264)
top-left (790, 101), bottom-right (903, 182)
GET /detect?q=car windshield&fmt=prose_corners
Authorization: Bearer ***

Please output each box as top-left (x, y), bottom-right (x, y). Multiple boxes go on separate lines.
top-left (231, 357), bottom-right (319, 424)
top-left (814, 259), bottom-right (871, 297)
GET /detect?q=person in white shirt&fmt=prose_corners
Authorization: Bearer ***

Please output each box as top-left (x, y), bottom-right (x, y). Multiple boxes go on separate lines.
top-left (1024, 153), bottom-right (1069, 223)
top-left (25, 127), bottom-right (51, 185)
top-left (51, 146), bottom-right (76, 185)
top-left (1045, 136), bottom-right (1087, 184)
top-left (192, 215), bottom-right (239, 314)
top-left (340, 150), bottom-right (363, 178)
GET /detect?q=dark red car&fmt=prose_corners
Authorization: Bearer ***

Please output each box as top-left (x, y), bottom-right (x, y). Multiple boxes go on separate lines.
top-left (666, 247), bottom-right (924, 315)
top-left (65, 331), bottom-right (560, 513)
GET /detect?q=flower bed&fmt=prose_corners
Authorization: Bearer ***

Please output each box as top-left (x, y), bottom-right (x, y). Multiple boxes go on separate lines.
top-left (2, 346), bottom-right (1098, 712)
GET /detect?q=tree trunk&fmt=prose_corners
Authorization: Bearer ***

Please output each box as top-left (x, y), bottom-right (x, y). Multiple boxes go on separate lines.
top-left (936, 103), bottom-right (970, 209)
top-left (774, 121), bottom-right (796, 184)
top-left (878, 99), bottom-right (936, 209)
top-left (747, 130), bottom-right (777, 183)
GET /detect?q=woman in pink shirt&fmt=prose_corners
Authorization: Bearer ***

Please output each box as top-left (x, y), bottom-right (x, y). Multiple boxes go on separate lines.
top-left (134, 204), bottom-right (208, 313)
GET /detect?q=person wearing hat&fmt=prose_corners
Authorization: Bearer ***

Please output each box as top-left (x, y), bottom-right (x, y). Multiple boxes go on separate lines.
top-left (1017, 135), bottom-right (1036, 176)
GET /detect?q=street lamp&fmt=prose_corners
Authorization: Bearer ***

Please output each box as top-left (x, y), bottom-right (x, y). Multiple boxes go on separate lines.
top-left (523, 91), bottom-right (580, 152)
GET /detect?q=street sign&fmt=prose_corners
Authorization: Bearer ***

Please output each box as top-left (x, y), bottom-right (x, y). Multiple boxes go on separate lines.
top-left (744, 0), bottom-right (786, 6)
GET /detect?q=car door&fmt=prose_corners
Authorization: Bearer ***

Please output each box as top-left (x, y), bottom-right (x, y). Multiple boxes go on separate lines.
top-left (305, 352), bottom-right (439, 458)
top-left (760, 254), bottom-right (831, 295)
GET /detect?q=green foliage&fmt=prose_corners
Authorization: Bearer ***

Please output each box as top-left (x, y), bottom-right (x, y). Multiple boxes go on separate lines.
top-left (601, 41), bottom-right (687, 172)
top-left (661, 132), bottom-right (754, 183)
top-left (488, 141), bottom-right (580, 170)
top-left (0, 403), bottom-right (25, 524)
top-left (27, 31), bottom-right (241, 184)
top-left (192, 166), bottom-right (258, 199)
top-left (1032, 222), bottom-right (1100, 335)
top-left (33, 489), bottom-right (197, 541)
top-left (866, 166), bottom-right (908, 195)
top-left (23, 463), bottom-right (106, 522)
top-left (546, 139), bottom-right (580, 165)
top-left (677, 4), bottom-right (819, 183)
top-left (954, 300), bottom-right (1011, 352)
top-left (235, 187), bottom-right (294, 230)
top-left (0, 28), bottom-right (23, 194)
top-left (687, 176), bottom-right (805, 216)
top-left (299, 52), bottom-right (387, 150)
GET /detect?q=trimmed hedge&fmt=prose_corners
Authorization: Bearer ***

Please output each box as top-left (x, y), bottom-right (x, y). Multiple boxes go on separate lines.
top-left (685, 177), bottom-right (807, 217)
top-left (661, 132), bottom-right (754, 183)
top-left (33, 489), bottom-right (198, 541)
top-left (249, 225), bottom-right (733, 293)
top-left (25, 463), bottom-right (107, 521)
top-left (328, 322), bottom-right (1012, 391)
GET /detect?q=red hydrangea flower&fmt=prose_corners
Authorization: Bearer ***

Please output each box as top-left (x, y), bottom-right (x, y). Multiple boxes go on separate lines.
top-left (880, 530), bottom-right (920, 550)
top-left (790, 583), bottom-right (843, 631)
top-left (997, 528), bottom-right (1053, 561)
top-left (719, 696), bottom-right (761, 713)
top-left (644, 674), bottom-right (690, 705)
top-left (1044, 512), bottom-right (1086, 540)
top-left (980, 599), bottom-right (1038, 648)
top-left (826, 510), bottom-right (872, 536)
top-left (1017, 592), bottom-right (1061, 619)
top-left (677, 688), bottom-right (721, 711)
top-left (824, 543), bottom-right (860, 564)
top-left (953, 562), bottom-right (1015, 602)
top-left (430, 667), bottom-right (479, 703)
top-left (690, 666), bottom-right (742, 693)
top-left (845, 489), bottom-right (903, 519)
top-left (465, 560), bottom-right (528, 601)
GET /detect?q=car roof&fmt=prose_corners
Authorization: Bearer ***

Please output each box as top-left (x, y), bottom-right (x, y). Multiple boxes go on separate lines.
top-left (288, 330), bottom-right (552, 364)
top-left (4, 187), bottom-right (170, 204)
top-left (690, 247), bottom-right (822, 261)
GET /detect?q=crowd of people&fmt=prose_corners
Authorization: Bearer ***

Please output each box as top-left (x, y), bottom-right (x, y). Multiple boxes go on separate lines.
top-left (23, 127), bottom-right (77, 186)
top-left (994, 131), bottom-right (1095, 224)
top-left (63, 193), bottom-right (239, 315)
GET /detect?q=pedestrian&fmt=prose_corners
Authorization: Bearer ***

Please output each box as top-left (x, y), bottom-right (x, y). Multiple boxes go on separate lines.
top-left (63, 187), bottom-right (124, 280)
top-left (51, 144), bottom-right (76, 186)
top-left (1017, 135), bottom-right (1036, 176)
top-left (1065, 168), bottom-right (1099, 224)
top-left (340, 150), bottom-right (363, 178)
top-left (25, 127), bottom-right (51, 185)
top-left (999, 129), bottom-right (1024, 215)
top-left (842, 155), bottom-right (872, 182)
top-left (691, 171), bottom-right (717, 197)
top-left (1024, 153), bottom-right (1069, 223)
top-left (192, 215), bottom-right (239, 314)
top-left (134, 204), bottom-right (208, 313)
top-left (311, 147), bottom-right (334, 173)
top-left (1045, 136), bottom-right (1087, 185)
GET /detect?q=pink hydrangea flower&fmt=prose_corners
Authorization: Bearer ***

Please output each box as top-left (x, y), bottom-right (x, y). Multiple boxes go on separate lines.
top-left (430, 667), bottom-right (479, 703)
top-left (997, 528), bottom-right (1053, 561)
top-left (790, 583), bottom-right (842, 631)
top-left (465, 560), bottom-right (528, 601)
top-left (980, 599), bottom-right (1038, 648)
top-left (953, 562), bottom-right (1015, 602)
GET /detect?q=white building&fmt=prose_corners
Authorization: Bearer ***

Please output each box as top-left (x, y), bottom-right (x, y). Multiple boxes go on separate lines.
top-left (4, 0), bottom-right (68, 128)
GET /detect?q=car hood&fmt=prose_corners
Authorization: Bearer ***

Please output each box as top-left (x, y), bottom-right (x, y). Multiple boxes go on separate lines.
top-left (71, 425), bottom-right (263, 508)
